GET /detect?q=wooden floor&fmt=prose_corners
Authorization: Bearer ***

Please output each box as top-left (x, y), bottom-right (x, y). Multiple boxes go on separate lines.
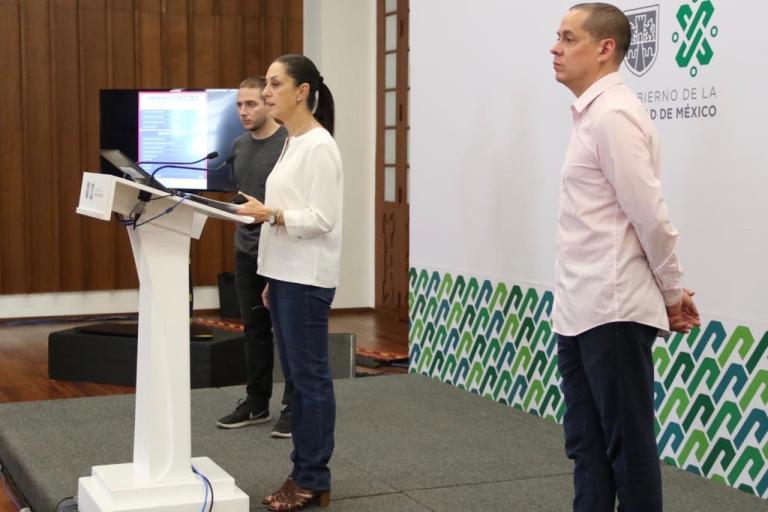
top-left (0, 308), bottom-right (409, 511)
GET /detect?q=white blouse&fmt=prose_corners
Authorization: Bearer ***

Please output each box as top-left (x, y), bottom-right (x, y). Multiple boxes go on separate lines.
top-left (257, 127), bottom-right (343, 288)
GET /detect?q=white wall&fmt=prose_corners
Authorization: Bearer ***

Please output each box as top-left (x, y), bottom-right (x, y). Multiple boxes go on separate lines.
top-left (0, 1), bottom-right (376, 319)
top-left (410, 1), bottom-right (567, 288)
top-left (411, 0), bottom-right (768, 325)
top-left (303, 0), bottom-right (376, 309)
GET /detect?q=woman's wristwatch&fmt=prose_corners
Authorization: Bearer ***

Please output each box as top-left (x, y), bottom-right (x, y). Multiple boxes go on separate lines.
top-left (267, 209), bottom-right (280, 226)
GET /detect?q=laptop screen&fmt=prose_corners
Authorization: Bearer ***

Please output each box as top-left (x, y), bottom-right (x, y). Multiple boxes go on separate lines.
top-left (99, 149), bottom-right (170, 193)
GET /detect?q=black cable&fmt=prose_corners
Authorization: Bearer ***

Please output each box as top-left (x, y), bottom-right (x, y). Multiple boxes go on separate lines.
top-left (191, 466), bottom-right (209, 512)
top-left (119, 193), bottom-right (178, 228)
top-left (150, 164), bottom-right (206, 182)
top-left (120, 197), bottom-right (148, 229)
top-left (149, 193), bottom-right (174, 201)
top-left (192, 466), bottom-right (214, 512)
top-left (149, 155), bottom-right (233, 183)
top-left (132, 196), bottom-right (188, 229)
top-left (119, 218), bottom-right (135, 227)
top-left (138, 151), bottom-right (216, 167)
top-left (202, 471), bottom-right (214, 512)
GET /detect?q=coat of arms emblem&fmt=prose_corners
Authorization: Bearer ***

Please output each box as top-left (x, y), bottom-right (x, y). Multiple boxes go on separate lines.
top-left (624, 5), bottom-right (660, 77)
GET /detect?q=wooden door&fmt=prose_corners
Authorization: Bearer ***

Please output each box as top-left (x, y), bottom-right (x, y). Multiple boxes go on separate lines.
top-left (375, 0), bottom-right (409, 320)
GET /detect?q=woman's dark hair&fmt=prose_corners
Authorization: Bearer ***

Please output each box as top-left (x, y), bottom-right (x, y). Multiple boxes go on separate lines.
top-left (275, 54), bottom-right (335, 136)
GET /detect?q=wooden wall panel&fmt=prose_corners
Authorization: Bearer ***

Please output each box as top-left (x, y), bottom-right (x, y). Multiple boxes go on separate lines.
top-left (51, 0), bottom-right (86, 291)
top-left (219, 0), bottom-right (243, 86)
top-left (283, 0), bottom-right (304, 55)
top-left (0, 0), bottom-right (28, 293)
top-left (110, 0), bottom-right (141, 290)
top-left (189, 0), bottom-right (217, 88)
top-left (241, 1), bottom-right (263, 76)
top-left (0, 4), bottom-right (25, 292)
top-left (136, 0), bottom-right (163, 87)
top-left (261, 2), bottom-right (285, 67)
top-left (0, 0), bottom-right (302, 295)
top-left (163, 0), bottom-right (189, 87)
top-left (21, 1), bottom-right (60, 292)
top-left (80, 0), bottom-right (117, 290)
top-left (241, 1), bottom-right (302, 84)
top-left (109, 0), bottom-right (138, 88)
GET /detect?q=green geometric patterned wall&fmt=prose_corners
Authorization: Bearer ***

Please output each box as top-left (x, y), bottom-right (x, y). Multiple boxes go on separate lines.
top-left (409, 267), bottom-right (768, 499)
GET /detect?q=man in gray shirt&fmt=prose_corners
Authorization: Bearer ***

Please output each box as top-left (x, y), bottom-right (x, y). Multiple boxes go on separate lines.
top-left (216, 77), bottom-right (291, 438)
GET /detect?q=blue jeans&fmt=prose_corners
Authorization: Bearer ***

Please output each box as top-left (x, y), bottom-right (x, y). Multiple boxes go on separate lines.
top-left (267, 278), bottom-right (336, 491)
top-left (557, 322), bottom-right (662, 512)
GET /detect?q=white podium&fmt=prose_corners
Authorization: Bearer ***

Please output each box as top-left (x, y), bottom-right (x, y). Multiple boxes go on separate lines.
top-left (75, 173), bottom-right (252, 512)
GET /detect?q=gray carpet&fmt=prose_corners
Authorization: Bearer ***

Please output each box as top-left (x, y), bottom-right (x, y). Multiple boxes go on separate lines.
top-left (0, 374), bottom-right (766, 511)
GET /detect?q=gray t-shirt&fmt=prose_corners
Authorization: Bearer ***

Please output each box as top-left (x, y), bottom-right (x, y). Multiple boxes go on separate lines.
top-left (232, 125), bottom-right (288, 256)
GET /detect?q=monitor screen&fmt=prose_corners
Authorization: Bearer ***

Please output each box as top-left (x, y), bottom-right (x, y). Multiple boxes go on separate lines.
top-left (100, 88), bottom-right (242, 191)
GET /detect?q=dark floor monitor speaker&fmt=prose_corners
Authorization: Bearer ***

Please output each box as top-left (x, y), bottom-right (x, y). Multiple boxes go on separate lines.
top-left (48, 323), bottom-right (246, 388)
top-left (48, 323), bottom-right (356, 388)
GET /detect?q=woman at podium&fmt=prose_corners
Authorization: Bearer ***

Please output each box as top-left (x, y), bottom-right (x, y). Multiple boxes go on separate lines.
top-left (235, 53), bottom-right (342, 511)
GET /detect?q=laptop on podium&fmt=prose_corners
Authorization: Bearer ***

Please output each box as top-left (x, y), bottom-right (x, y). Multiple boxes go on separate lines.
top-left (100, 149), bottom-right (241, 214)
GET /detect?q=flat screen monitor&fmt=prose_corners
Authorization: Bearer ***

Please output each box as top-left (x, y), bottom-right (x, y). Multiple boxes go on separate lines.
top-left (99, 88), bottom-right (242, 191)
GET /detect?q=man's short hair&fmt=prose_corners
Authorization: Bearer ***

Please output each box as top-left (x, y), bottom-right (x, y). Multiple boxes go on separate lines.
top-left (571, 3), bottom-right (631, 62)
top-left (239, 76), bottom-right (267, 90)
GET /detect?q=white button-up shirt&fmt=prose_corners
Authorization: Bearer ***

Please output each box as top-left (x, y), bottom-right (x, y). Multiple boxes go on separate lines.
top-left (553, 72), bottom-right (682, 336)
top-left (258, 127), bottom-right (343, 288)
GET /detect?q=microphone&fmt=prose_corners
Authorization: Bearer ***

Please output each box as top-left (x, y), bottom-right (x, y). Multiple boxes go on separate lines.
top-left (149, 155), bottom-right (235, 182)
top-left (138, 151), bottom-right (218, 166)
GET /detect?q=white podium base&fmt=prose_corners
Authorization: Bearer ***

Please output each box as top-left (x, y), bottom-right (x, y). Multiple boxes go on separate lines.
top-left (77, 457), bottom-right (249, 512)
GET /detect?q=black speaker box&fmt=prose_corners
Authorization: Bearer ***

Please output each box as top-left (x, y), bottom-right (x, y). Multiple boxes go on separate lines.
top-left (48, 323), bottom-right (356, 388)
top-left (48, 323), bottom-right (247, 388)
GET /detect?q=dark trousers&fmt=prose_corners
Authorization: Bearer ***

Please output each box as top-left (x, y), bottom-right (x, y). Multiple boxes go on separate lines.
top-left (267, 278), bottom-right (336, 491)
top-left (235, 251), bottom-right (291, 410)
top-left (557, 322), bottom-right (662, 512)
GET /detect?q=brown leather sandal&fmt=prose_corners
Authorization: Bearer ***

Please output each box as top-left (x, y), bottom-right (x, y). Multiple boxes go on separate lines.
top-left (264, 478), bottom-right (330, 511)
top-left (262, 477), bottom-right (294, 505)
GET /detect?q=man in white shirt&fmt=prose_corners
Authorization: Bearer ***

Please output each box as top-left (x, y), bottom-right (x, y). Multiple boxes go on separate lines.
top-left (550, 4), bottom-right (700, 511)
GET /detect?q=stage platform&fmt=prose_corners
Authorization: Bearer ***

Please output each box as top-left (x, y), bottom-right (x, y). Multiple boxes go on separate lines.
top-left (0, 374), bottom-right (766, 511)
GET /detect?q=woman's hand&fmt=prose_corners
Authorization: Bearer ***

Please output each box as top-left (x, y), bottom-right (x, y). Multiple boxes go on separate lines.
top-left (235, 192), bottom-right (272, 222)
top-left (262, 283), bottom-right (270, 309)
